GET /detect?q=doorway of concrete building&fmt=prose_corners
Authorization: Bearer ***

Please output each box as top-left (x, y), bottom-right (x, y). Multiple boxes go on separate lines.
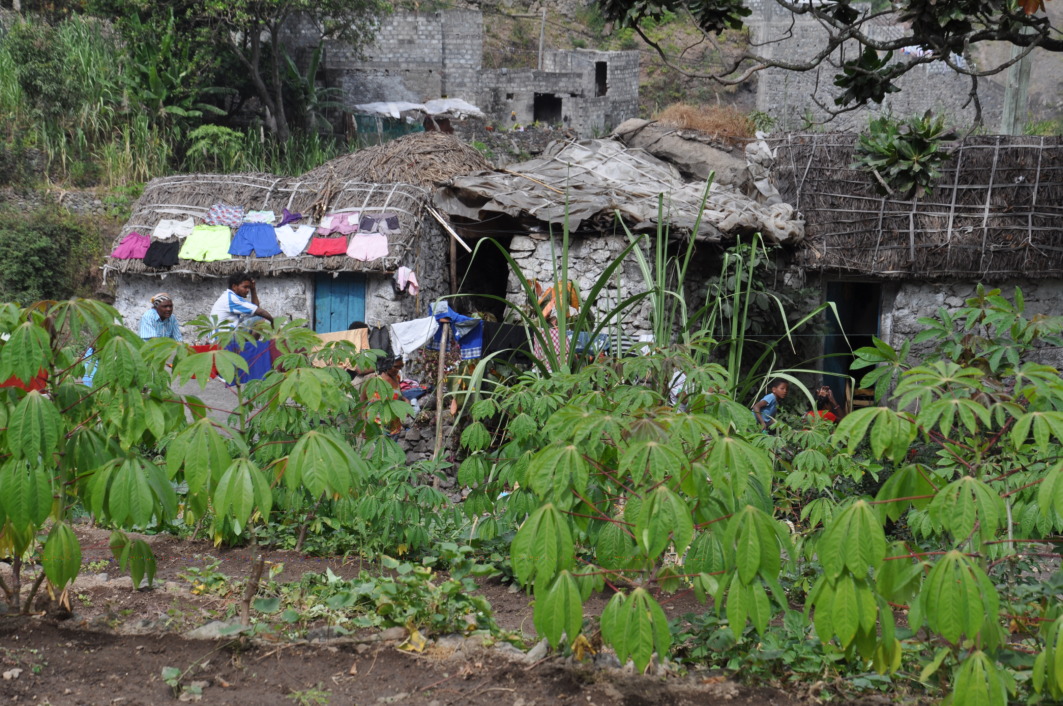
top-left (822, 281), bottom-right (881, 405)
top-left (533, 93), bottom-right (562, 125)
top-left (454, 234), bottom-right (513, 321)
top-left (313, 273), bottom-right (366, 333)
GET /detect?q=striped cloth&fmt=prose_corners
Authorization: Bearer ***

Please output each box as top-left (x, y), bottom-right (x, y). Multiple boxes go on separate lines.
top-left (138, 309), bottom-right (183, 342)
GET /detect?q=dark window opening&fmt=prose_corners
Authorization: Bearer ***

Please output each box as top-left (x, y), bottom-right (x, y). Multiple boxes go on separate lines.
top-left (454, 232), bottom-right (513, 322)
top-left (823, 281), bottom-right (881, 406)
top-left (505, 92), bottom-right (514, 100)
top-left (595, 61), bottom-right (608, 97)
top-left (533, 93), bottom-right (562, 124)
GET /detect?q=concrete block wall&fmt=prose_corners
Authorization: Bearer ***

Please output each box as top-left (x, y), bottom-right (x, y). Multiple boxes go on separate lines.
top-left (749, 6), bottom-right (1002, 129)
top-left (282, 10), bottom-right (638, 137)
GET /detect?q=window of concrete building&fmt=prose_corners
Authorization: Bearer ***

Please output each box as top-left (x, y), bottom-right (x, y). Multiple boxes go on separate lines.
top-left (533, 93), bottom-right (562, 125)
top-left (506, 93), bottom-right (514, 100)
top-left (595, 61), bottom-right (608, 97)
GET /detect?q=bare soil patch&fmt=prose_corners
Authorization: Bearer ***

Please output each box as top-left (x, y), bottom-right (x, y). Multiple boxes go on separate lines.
top-left (0, 525), bottom-right (804, 706)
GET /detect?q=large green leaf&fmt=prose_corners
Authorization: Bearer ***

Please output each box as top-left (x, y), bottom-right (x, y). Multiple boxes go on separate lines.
top-left (874, 464), bottom-right (938, 521)
top-left (0, 320), bottom-right (50, 384)
top-left (619, 438), bottom-right (687, 483)
top-left (1033, 614), bottom-right (1063, 698)
top-left (533, 570), bottom-right (583, 648)
top-left (595, 520), bottom-right (638, 570)
top-left (166, 418), bottom-right (232, 497)
top-left (1037, 462), bottom-right (1063, 530)
top-left (1011, 411), bottom-right (1063, 450)
top-left (927, 476), bottom-right (1004, 544)
top-left (42, 521), bottom-right (81, 591)
top-left (93, 335), bottom-right (149, 388)
top-left (834, 407), bottom-right (916, 462)
top-left (703, 436), bottom-right (772, 498)
top-left (0, 459), bottom-right (53, 530)
top-left (510, 503), bottom-right (574, 590)
top-left (527, 443), bottom-right (589, 505)
top-left (106, 458), bottom-right (156, 527)
top-left (818, 500), bottom-right (886, 579)
top-left (920, 550), bottom-right (998, 645)
top-left (285, 431), bottom-right (360, 497)
top-left (173, 349), bottom-right (247, 389)
top-left (723, 505), bottom-right (780, 585)
top-left (684, 530), bottom-right (726, 575)
top-left (635, 486), bottom-right (693, 560)
top-left (953, 651), bottom-right (1008, 706)
top-left (599, 588), bottom-right (671, 673)
top-left (213, 459), bottom-right (263, 536)
top-left (6, 391), bottom-right (61, 461)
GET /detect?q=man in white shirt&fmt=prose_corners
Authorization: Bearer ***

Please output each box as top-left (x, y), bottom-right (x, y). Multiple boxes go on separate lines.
top-left (209, 273), bottom-right (274, 334)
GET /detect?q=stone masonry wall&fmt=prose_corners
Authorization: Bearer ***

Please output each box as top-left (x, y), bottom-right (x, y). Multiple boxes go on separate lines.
top-left (505, 234), bottom-right (654, 339)
top-left (113, 217), bottom-right (449, 337)
top-left (879, 279), bottom-right (1063, 369)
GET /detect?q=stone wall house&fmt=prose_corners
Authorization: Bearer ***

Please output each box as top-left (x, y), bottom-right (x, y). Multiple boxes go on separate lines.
top-left (770, 133), bottom-right (1063, 399)
top-left (105, 175), bottom-right (447, 341)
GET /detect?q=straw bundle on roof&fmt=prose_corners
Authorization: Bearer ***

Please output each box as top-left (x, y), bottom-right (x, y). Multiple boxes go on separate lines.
top-left (772, 133), bottom-right (1063, 279)
top-left (104, 174), bottom-right (434, 279)
top-left (300, 132), bottom-right (491, 187)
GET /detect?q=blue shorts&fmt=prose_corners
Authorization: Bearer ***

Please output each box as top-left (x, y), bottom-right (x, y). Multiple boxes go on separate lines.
top-left (229, 223), bottom-right (281, 257)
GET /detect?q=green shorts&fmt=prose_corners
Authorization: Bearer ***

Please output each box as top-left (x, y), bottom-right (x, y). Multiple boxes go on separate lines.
top-left (179, 225), bottom-right (233, 262)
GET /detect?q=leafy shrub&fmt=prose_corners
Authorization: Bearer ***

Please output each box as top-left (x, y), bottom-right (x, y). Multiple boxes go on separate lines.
top-left (0, 208), bottom-right (105, 304)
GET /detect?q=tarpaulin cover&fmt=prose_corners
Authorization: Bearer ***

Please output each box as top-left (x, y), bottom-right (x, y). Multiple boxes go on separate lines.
top-left (436, 139), bottom-right (804, 244)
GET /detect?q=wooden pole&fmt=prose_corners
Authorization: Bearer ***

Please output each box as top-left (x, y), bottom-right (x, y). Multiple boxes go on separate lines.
top-left (432, 321), bottom-right (450, 469)
top-left (450, 232), bottom-right (458, 295)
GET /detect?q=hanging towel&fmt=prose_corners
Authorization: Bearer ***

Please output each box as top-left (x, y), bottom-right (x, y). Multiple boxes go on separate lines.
top-left (278, 208), bottom-right (303, 227)
top-left (346, 233), bottom-right (389, 262)
top-left (110, 232), bottom-right (150, 259)
top-left (204, 203), bottom-right (245, 228)
top-left (275, 224), bottom-right (315, 257)
top-left (152, 218), bottom-right (194, 240)
top-left (427, 304), bottom-right (483, 360)
top-left (389, 316), bottom-right (439, 360)
top-left (395, 266), bottom-right (419, 295)
top-left (243, 210), bottom-right (276, 224)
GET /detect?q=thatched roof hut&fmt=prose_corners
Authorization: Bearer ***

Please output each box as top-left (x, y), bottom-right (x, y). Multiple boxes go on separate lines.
top-left (104, 132), bottom-right (490, 282)
top-left (771, 133), bottom-right (1063, 279)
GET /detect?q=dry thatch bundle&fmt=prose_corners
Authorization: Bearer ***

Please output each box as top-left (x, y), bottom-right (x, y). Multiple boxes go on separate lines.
top-left (105, 174), bottom-right (433, 279)
top-left (300, 131), bottom-right (491, 187)
top-left (772, 133), bottom-right (1063, 279)
top-left (654, 103), bottom-right (755, 142)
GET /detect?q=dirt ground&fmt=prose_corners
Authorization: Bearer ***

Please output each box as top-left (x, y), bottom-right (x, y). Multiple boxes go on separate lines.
top-left (0, 526), bottom-right (810, 706)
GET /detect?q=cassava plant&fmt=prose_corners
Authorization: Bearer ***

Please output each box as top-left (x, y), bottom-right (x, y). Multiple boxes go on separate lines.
top-left (0, 298), bottom-right (412, 614)
top-left (457, 285), bottom-right (1063, 704)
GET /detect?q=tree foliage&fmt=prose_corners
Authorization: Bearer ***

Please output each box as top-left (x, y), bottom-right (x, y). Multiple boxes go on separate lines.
top-left (595, 0), bottom-right (1060, 117)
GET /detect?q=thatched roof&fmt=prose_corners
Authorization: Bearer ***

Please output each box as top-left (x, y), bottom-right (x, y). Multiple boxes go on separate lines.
top-left (771, 133), bottom-right (1063, 279)
top-left (301, 131), bottom-right (490, 187)
top-left (436, 138), bottom-right (804, 244)
top-left (105, 175), bottom-right (432, 279)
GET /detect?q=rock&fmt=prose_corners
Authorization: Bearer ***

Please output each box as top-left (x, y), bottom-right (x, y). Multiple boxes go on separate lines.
top-left (379, 626), bottom-right (407, 642)
top-left (184, 620), bottom-right (239, 640)
top-left (96, 573), bottom-right (109, 582)
top-left (612, 119), bottom-right (751, 189)
top-left (524, 638), bottom-right (549, 663)
top-left (594, 652), bottom-right (622, 669)
top-left (307, 626), bottom-right (345, 642)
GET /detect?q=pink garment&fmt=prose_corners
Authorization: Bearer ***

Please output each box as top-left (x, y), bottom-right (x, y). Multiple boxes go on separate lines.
top-left (532, 327), bottom-right (565, 372)
top-left (317, 212), bottom-right (360, 235)
top-left (110, 232), bottom-right (150, 259)
top-left (395, 266), bottom-right (419, 295)
top-left (346, 233), bottom-right (389, 262)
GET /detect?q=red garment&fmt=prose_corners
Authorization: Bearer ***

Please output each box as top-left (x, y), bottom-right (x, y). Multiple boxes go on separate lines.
top-left (189, 344), bottom-right (221, 378)
top-left (807, 410), bottom-right (838, 423)
top-left (0, 369), bottom-right (48, 392)
top-left (306, 237), bottom-right (347, 257)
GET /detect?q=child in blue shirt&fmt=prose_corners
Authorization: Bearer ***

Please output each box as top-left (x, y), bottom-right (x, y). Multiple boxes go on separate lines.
top-left (753, 379), bottom-right (789, 431)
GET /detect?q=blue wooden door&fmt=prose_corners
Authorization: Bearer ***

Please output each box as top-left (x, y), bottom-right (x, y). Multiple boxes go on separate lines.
top-left (314, 273), bottom-right (367, 333)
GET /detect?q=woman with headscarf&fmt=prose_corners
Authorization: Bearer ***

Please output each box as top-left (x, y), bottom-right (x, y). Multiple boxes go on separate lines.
top-left (138, 293), bottom-right (183, 342)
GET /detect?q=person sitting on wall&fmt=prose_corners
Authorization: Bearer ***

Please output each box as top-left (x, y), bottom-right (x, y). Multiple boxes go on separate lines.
top-left (806, 385), bottom-right (844, 423)
top-left (138, 293), bottom-right (183, 342)
top-left (210, 272), bottom-right (274, 335)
